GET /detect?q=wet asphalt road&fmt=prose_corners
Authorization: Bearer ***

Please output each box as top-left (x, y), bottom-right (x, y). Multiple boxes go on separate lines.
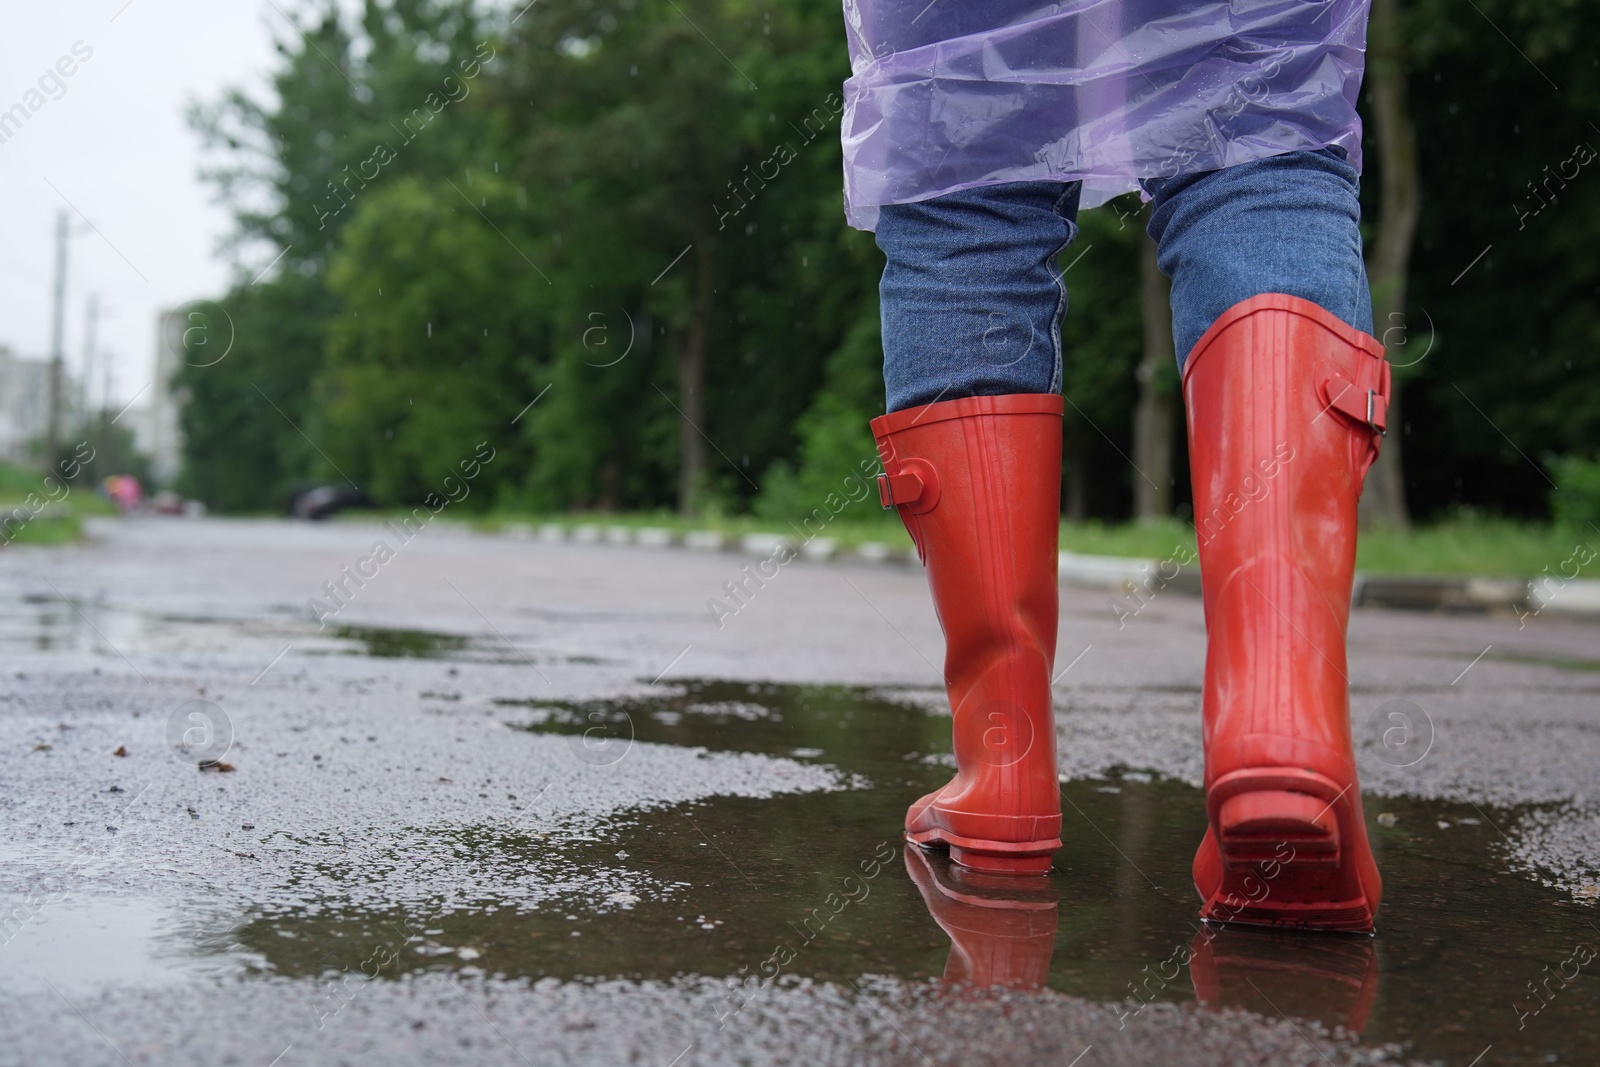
top-left (0, 516), bottom-right (1596, 1066)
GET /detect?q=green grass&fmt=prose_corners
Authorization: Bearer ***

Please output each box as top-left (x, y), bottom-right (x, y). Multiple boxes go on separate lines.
top-left (0, 461), bottom-right (117, 548)
top-left (479, 509), bottom-right (1595, 579)
top-left (1352, 515), bottom-right (1596, 578)
top-left (1057, 513), bottom-right (1596, 578)
top-left (1, 512), bottom-right (84, 547)
top-left (1058, 518), bottom-right (1197, 560)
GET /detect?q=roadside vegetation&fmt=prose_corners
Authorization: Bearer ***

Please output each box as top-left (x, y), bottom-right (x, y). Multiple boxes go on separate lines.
top-left (451, 508), bottom-right (1597, 579)
top-left (0, 462), bottom-right (117, 548)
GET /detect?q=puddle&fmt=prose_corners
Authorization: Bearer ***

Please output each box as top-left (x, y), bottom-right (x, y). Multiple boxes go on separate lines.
top-left (15, 680), bottom-right (1600, 1065)
top-left (327, 624), bottom-right (472, 659)
top-left (0, 896), bottom-right (263, 995)
top-left (0, 598), bottom-right (607, 667)
top-left (0, 596), bottom-right (159, 655)
top-left (0, 596), bottom-right (297, 659)
top-left (495, 680), bottom-right (938, 768)
top-left (313, 624), bottom-right (615, 666)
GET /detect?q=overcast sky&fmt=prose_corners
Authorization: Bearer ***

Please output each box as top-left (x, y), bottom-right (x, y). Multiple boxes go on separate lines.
top-left (0, 1), bottom-right (361, 412)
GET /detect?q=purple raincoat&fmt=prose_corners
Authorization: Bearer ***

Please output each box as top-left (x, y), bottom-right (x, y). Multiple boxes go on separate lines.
top-left (840, 0), bottom-right (1371, 230)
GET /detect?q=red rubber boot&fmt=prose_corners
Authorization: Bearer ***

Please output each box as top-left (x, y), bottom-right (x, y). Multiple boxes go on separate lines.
top-left (1183, 294), bottom-right (1388, 931)
top-left (871, 395), bottom-right (1064, 875)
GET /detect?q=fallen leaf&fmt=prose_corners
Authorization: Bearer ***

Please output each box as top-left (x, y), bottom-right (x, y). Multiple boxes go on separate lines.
top-left (199, 760), bottom-right (236, 773)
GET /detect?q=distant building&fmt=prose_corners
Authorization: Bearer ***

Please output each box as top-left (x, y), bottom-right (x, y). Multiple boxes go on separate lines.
top-left (0, 346), bottom-right (52, 463)
top-left (122, 310), bottom-right (188, 486)
top-left (149, 310), bottom-right (185, 486)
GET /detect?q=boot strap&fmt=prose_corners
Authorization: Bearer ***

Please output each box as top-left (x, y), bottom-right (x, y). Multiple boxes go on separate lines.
top-left (878, 458), bottom-right (943, 511)
top-left (1319, 358), bottom-right (1391, 438)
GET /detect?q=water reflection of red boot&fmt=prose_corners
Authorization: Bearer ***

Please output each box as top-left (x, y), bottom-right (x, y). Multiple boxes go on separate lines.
top-left (904, 844), bottom-right (1058, 989)
top-left (1189, 926), bottom-right (1379, 1036)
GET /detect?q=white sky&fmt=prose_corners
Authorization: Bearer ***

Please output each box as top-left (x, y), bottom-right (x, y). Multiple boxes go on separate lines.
top-left (0, 1), bottom-right (361, 411)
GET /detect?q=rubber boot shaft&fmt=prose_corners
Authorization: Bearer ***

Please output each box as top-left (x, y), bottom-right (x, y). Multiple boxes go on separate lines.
top-left (1182, 293), bottom-right (1387, 931)
top-left (871, 395), bottom-right (1064, 874)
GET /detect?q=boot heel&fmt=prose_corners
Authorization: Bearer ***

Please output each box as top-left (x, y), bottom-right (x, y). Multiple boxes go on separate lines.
top-left (1196, 772), bottom-right (1376, 931)
top-left (948, 844), bottom-right (1054, 876)
top-left (1217, 789), bottom-right (1341, 869)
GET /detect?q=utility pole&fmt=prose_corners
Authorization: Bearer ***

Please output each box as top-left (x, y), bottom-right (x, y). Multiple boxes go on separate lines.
top-left (102, 348), bottom-right (114, 432)
top-left (45, 211), bottom-right (68, 474)
top-left (79, 294), bottom-right (99, 438)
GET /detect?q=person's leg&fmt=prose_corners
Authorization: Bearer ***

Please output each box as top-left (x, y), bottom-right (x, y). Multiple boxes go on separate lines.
top-left (1147, 149), bottom-right (1386, 930)
top-left (1144, 147), bottom-right (1371, 368)
top-left (870, 181), bottom-right (1080, 874)
top-left (875, 181), bottom-right (1081, 411)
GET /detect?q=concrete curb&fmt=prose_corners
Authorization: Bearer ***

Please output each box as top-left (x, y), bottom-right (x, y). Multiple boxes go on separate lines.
top-left (524, 522), bottom-right (913, 565)
top-left (514, 522), bottom-right (1600, 619)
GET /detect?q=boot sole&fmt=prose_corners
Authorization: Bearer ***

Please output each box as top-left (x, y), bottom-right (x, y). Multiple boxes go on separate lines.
top-left (906, 828), bottom-right (1059, 876)
top-left (1197, 768), bottom-right (1376, 932)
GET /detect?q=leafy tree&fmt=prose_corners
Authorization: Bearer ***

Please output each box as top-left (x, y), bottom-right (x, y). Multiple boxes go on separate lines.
top-left (1392, 0), bottom-right (1600, 519)
top-left (492, 0), bottom-right (868, 515)
top-left (318, 174), bottom-right (543, 505)
top-left (182, 0), bottom-right (500, 509)
top-left (175, 271), bottom-right (334, 511)
top-left (177, 0), bottom-right (1600, 531)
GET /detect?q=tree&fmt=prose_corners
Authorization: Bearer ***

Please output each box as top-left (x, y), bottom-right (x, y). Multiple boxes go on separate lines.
top-left (318, 175), bottom-right (545, 505)
top-left (1359, 0), bottom-right (1420, 529)
top-left (175, 272), bottom-right (334, 511)
top-left (1395, 0), bottom-right (1600, 520)
top-left (1060, 198), bottom-right (1146, 521)
top-left (182, 0), bottom-right (499, 510)
top-left (1133, 206), bottom-right (1177, 521)
top-left (494, 0), bottom-right (867, 516)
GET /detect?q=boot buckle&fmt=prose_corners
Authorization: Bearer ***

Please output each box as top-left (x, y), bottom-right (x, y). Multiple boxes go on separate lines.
top-left (877, 460), bottom-right (940, 513)
top-left (878, 471), bottom-right (922, 509)
top-left (1318, 370), bottom-right (1388, 439)
top-left (1365, 390), bottom-right (1387, 438)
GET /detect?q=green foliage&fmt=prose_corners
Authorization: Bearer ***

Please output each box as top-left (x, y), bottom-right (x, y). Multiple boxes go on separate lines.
top-left (178, 0), bottom-right (1600, 530)
top-left (494, 0), bottom-right (872, 513)
top-left (0, 463), bottom-right (47, 496)
top-left (1388, 0), bottom-right (1600, 520)
top-left (190, 0), bottom-right (497, 273)
top-left (320, 175), bottom-right (542, 506)
top-left (1059, 195), bottom-right (1146, 518)
top-left (753, 312), bottom-right (882, 521)
top-left (175, 271), bottom-right (334, 511)
top-left (1546, 456), bottom-right (1600, 533)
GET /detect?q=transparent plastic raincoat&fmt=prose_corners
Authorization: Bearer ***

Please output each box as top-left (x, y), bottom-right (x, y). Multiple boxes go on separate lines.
top-left (840, 0), bottom-right (1371, 230)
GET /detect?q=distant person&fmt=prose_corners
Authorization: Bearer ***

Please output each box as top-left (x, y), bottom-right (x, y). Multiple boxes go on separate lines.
top-left (102, 474), bottom-right (143, 515)
top-left (847, 0), bottom-right (1386, 930)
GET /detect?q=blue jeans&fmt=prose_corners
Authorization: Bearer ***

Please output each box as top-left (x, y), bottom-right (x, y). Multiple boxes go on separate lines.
top-left (876, 149), bottom-right (1373, 412)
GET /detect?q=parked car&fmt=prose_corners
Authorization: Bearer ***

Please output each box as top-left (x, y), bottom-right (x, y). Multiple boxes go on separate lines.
top-left (286, 484), bottom-right (374, 520)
